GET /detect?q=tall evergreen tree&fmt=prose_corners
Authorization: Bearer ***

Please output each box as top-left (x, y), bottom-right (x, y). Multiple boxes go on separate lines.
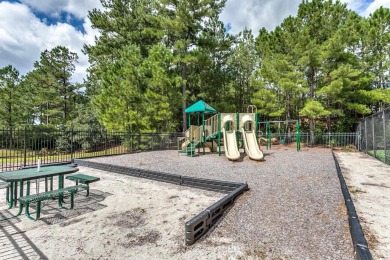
top-left (159, 0), bottom-right (226, 130)
top-left (24, 46), bottom-right (79, 126)
top-left (0, 66), bottom-right (25, 129)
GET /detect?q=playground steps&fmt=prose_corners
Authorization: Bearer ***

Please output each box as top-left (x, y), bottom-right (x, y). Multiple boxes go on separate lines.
top-left (185, 141), bottom-right (200, 157)
top-left (205, 132), bottom-right (218, 141)
top-left (181, 141), bottom-right (200, 157)
top-left (205, 140), bottom-right (218, 152)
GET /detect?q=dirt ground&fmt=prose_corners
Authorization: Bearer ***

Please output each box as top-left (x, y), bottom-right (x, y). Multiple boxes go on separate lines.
top-left (335, 151), bottom-right (390, 259)
top-left (0, 168), bottom-right (225, 259)
top-left (1, 148), bottom-right (385, 259)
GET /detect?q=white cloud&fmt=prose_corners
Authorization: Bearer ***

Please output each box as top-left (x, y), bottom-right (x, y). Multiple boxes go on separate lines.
top-left (339, 0), bottom-right (367, 12)
top-left (0, 1), bottom-right (99, 82)
top-left (21, 0), bottom-right (102, 19)
top-left (1, 0), bottom-right (388, 84)
top-left (220, 0), bottom-right (390, 35)
top-left (362, 0), bottom-right (390, 16)
top-left (220, 0), bottom-right (301, 35)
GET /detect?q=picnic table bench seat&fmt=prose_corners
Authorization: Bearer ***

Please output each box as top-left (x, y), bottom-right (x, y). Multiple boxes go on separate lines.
top-left (0, 181), bottom-right (10, 188)
top-left (19, 185), bottom-right (88, 221)
top-left (66, 174), bottom-right (100, 196)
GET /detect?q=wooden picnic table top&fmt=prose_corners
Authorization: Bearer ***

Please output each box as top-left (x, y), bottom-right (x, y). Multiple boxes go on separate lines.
top-left (0, 166), bottom-right (79, 182)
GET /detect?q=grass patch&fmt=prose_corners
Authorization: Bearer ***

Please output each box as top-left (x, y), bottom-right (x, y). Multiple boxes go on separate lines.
top-left (1, 146), bottom-right (128, 164)
top-left (367, 150), bottom-right (389, 164)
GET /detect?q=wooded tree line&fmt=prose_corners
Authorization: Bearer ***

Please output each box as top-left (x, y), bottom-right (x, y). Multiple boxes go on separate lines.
top-left (1, 0), bottom-right (389, 142)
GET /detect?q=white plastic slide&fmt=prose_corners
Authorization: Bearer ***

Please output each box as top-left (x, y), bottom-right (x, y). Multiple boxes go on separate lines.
top-left (223, 127), bottom-right (241, 161)
top-left (241, 128), bottom-right (264, 161)
top-left (181, 140), bottom-right (190, 151)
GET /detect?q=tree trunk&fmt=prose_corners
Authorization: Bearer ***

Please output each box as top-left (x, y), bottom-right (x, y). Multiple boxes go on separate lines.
top-left (309, 66), bottom-right (316, 146)
top-left (64, 94), bottom-right (67, 122)
top-left (309, 119), bottom-right (315, 146)
top-left (182, 62), bottom-right (187, 132)
top-left (286, 95), bottom-right (291, 144)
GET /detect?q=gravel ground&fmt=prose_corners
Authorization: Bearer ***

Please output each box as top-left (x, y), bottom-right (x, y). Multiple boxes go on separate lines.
top-left (85, 146), bottom-right (354, 259)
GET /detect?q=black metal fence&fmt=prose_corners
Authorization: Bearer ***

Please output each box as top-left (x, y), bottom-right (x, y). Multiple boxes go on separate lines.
top-left (259, 132), bottom-right (359, 149)
top-left (1, 124), bottom-right (378, 172)
top-left (357, 108), bottom-right (390, 165)
top-left (0, 128), bottom-right (182, 172)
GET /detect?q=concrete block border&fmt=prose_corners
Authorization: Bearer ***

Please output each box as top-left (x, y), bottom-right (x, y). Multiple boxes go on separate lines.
top-left (73, 159), bottom-right (248, 245)
top-left (331, 151), bottom-right (372, 260)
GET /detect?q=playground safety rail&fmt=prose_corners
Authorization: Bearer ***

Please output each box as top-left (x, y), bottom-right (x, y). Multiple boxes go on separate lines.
top-left (204, 114), bottom-right (218, 138)
top-left (74, 159), bottom-right (248, 246)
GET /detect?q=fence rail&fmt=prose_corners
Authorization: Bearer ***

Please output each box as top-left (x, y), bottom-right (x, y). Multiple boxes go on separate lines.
top-left (0, 129), bottom-right (182, 172)
top-left (3, 122), bottom-right (386, 172)
top-left (257, 132), bottom-right (359, 149)
top-left (357, 108), bottom-right (390, 165)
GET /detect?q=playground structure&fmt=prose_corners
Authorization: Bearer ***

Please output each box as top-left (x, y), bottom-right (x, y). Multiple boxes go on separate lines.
top-left (178, 100), bottom-right (301, 161)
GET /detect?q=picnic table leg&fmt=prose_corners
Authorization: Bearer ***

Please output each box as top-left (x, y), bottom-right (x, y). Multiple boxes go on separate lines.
top-left (86, 184), bottom-right (90, 197)
top-left (25, 201), bottom-right (40, 221)
top-left (26, 181), bottom-right (30, 196)
top-left (58, 174), bottom-right (65, 206)
top-left (6, 184), bottom-right (9, 204)
top-left (45, 177), bottom-right (48, 192)
top-left (0, 182), bottom-right (24, 222)
top-left (70, 192), bottom-right (74, 209)
top-left (7, 182), bottom-right (14, 209)
top-left (50, 177), bottom-right (53, 191)
top-left (13, 182), bottom-right (18, 207)
top-left (59, 192), bottom-right (74, 210)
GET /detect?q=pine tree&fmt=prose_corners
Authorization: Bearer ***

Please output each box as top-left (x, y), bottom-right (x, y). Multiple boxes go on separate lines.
top-left (24, 46), bottom-right (79, 126)
top-left (0, 66), bottom-right (25, 129)
top-left (158, 0), bottom-right (226, 130)
top-left (93, 45), bottom-right (146, 132)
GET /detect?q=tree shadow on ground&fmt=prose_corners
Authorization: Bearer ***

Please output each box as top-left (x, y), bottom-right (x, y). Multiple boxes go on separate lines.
top-left (0, 213), bottom-right (48, 259)
top-left (39, 189), bottom-right (112, 225)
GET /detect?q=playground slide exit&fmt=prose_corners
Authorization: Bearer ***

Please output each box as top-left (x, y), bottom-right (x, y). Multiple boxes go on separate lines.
top-left (222, 127), bottom-right (241, 161)
top-left (241, 128), bottom-right (264, 161)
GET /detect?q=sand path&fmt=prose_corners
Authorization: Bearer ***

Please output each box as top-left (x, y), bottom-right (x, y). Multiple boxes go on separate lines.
top-left (336, 151), bottom-right (390, 259)
top-left (0, 167), bottom-right (224, 259)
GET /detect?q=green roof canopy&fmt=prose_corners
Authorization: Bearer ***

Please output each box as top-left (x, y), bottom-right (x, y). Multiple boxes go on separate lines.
top-left (185, 100), bottom-right (218, 114)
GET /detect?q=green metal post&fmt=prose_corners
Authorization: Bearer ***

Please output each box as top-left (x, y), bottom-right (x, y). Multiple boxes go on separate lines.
top-left (7, 182), bottom-right (13, 209)
top-left (27, 181), bottom-right (30, 196)
top-left (202, 112), bottom-right (205, 155)
top-left (14, 181), bottom-right (18, 207)
top-left (218, 113), bottom-right (221, 156)
top-left (188, 113), bottom-right (191, 129)
top-left (36, 201), bottom-right (41, 220)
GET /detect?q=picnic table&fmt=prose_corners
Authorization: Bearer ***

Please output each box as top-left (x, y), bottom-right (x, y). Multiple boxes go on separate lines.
top-left (0, 166), bottom-right (79, 221)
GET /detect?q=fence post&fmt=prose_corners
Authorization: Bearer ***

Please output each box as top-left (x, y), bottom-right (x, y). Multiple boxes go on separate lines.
top-left (71, 128), bottom-right (74, 161)
top-left (359, 123), bottom-right (362, 151)
top-left (104, 130), bottom-right (107, 156)
top-left (383, 110), bottom-right (387, 164)
top-left (365, 119), bottom-right (368, 153)
top-left (24, 127), bottom-right (27, 167)
top-left (372, 116), bottom-right (376, 158)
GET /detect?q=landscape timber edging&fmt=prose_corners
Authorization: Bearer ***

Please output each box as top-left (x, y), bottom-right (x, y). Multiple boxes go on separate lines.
top-left (73, 158), bottom-right (249, 246)
top-left (331, 151), bottom-right (372, 260)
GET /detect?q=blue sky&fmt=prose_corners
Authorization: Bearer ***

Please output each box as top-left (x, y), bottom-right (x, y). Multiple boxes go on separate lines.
top-left (0, 0), bottom-right (389, 82)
